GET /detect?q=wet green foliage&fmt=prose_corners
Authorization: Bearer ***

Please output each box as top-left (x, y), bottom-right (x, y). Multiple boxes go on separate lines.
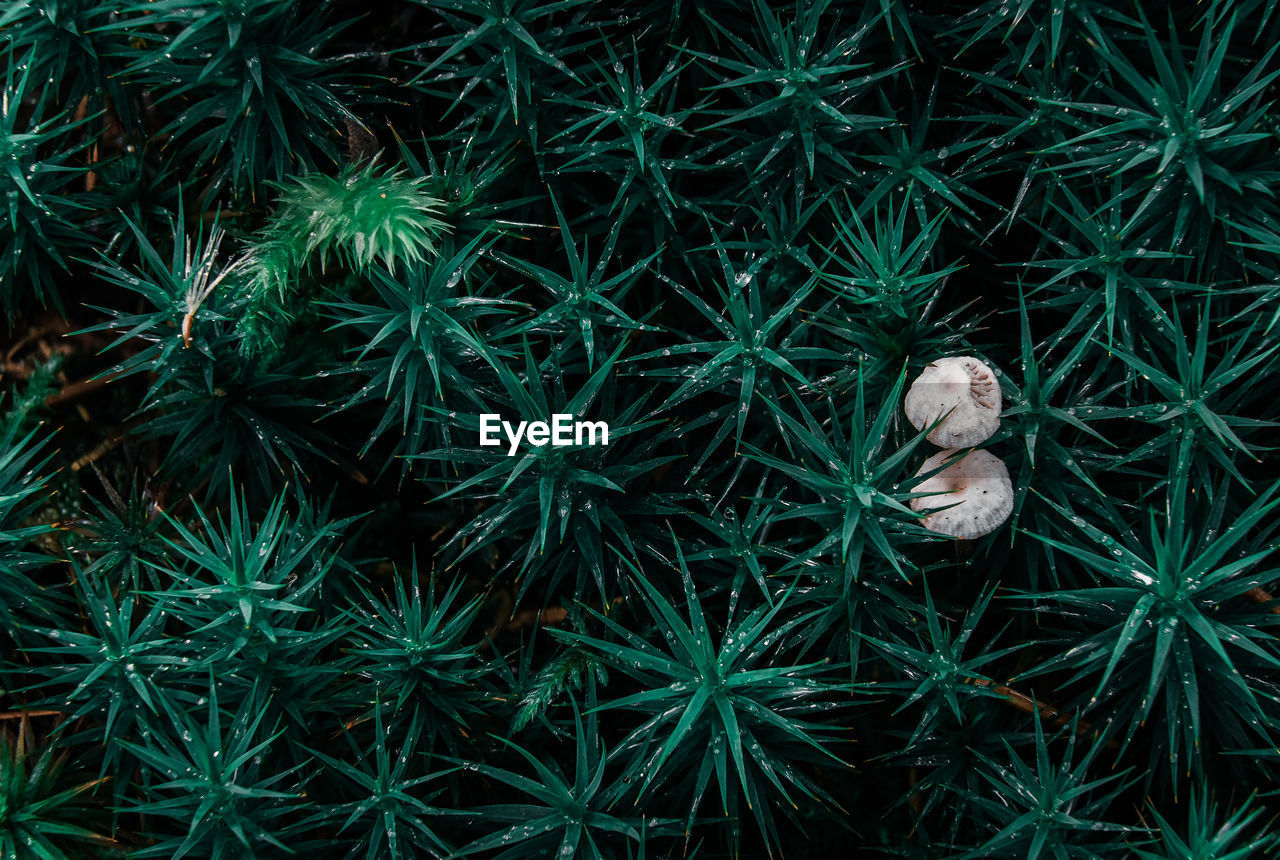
top-left (2, 0), bottom-right (1280, 856)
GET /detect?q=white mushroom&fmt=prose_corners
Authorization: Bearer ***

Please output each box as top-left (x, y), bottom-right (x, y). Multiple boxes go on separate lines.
top-left (909, 449), bottom-right (1013, 539)
top-left (904, 356), bottom-right (1001, 448)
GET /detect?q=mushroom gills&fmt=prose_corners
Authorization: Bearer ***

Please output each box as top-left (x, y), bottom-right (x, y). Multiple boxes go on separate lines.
top-left (903, 356), bottom-right (1002, 448)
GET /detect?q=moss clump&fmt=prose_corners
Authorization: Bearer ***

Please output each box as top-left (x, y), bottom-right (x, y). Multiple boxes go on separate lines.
top-left (2, 1), bottom-right (1279, 857)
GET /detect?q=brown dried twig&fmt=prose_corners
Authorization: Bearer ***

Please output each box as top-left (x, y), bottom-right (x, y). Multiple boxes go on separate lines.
top-left (962, 677), bottom-right (1119, 748)
top-left (44, 371), bottom-right (125, 409)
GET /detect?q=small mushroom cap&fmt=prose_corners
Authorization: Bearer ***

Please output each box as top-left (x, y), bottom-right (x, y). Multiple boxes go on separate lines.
top-left (909, 448), bottom-right (1013, 539)
top-left (904, 356), bottom-right (1001, 448)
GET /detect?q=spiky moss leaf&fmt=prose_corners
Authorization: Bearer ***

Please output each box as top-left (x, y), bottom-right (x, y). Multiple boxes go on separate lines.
top-left (322, 234), bottom-right (522, 464)
top-left (250, 163), bottom-right (450, 286)
top-left (555, 540), bottom-right (851, 855)
top-left (342, 564), bottom-right (489, 746)
top-left (1038, 7), bottom-right (1280, 270)
top-left (0, 716), bottom-right (115, 859)
top-left (451, 700), bottom-right (675, 860)
top-left (953, 713), bottom-right (1141, 859)
top-left (151, 487), bottom-right (336, 659)
top-left (860, 582), bottom-right (1023, 748)
top-left (0, 425), bottom-right (61, 632)
top-left (0, 0), bottom-right (126, 115)
top-left (232, 160), bottom-right (451, 360)
top-left (1016, 478), bottom-right (1280, 784)
top-left (118, 679), bottom-right (313, 858)
top-left (66, 471), bottom-right (170, 593)
top-left (0, 60), bottom-right (93, 316)
top-left (404, 0), bottom-right (592, 127)
top-left (299, 703), bottom-right (455, 860)
top-left (689, 0), bottom-right (902, 187)
top-left (414, 339), bottom-right (684, 603)
top-left (103, 0), bottom-right (361, 192)
top-left (1133, 789), bottom-right (1280, 859)
top-left (21, 562), bottom-right (174, 775)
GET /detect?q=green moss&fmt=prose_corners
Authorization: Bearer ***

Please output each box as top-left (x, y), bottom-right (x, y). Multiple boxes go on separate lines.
top-left (2, 1), bottom-right (1279, 857)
